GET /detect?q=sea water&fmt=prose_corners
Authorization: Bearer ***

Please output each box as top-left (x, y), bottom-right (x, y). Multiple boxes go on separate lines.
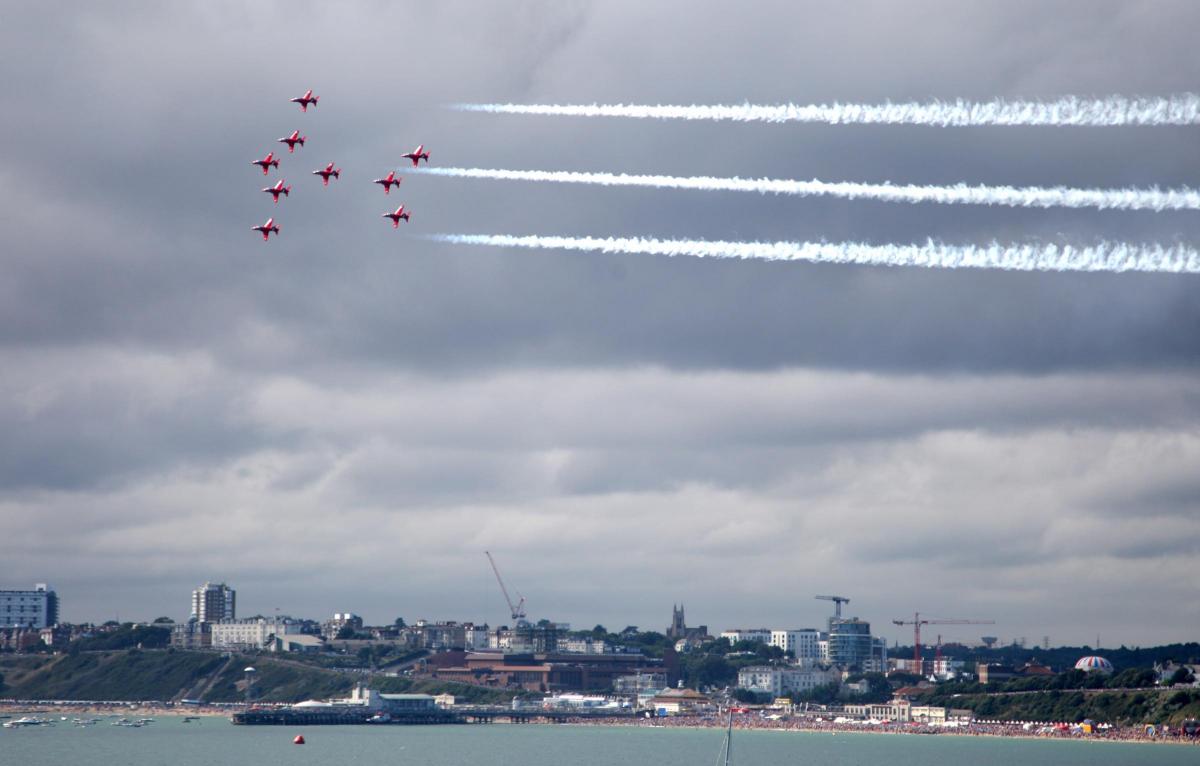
top-left (0, 717), bottom-right (1194, 766)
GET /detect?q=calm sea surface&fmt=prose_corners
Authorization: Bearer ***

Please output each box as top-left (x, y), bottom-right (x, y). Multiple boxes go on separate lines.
top-left (0, 717), bottom-right (1194, 766)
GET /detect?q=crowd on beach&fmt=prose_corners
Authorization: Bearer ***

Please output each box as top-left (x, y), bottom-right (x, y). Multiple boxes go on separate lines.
top-left (4, 700), bottom-right (1196, 745)
top-left (562, 711), bottom-right (1200, 745)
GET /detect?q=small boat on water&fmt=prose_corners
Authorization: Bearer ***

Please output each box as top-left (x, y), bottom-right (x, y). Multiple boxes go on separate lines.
top-left (3, 716), bottom-right (46, 728)
top-left (112, 717), bottom-right (147, 727)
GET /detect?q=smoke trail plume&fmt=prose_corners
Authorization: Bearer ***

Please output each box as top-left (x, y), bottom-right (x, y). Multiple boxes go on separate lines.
top-left (453, 94), bottom-right (1200, 127)
top-left (425, 234), bottom-right (1200, 274)
top-left (412, 167), bottom-right (1200, 212)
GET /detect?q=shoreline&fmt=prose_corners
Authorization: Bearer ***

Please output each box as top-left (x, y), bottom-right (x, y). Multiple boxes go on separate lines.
top-left (1, 702), bottom-right (229, 719)
top-left (556, 714), bottom-right (1199, 747)
top-left (3, 703), bottom-right (1196, 747)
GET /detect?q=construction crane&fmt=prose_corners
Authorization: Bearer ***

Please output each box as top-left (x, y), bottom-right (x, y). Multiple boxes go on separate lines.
top-left (485, 551), bottom-right (528, 626)
top-left (815, 595), bottom-right (850, 620)
top-left (893, 612), bottom-right (995, 665)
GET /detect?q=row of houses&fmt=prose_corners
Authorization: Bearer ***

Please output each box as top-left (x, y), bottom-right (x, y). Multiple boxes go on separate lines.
top-left (171, 614), bottom-right (576, 654)
top-left (735, 665), bottom-right (842, 697)
top-left (430, 650), bottom-right (664, 693)
top-left (720, 619), bottom-right (886, 671)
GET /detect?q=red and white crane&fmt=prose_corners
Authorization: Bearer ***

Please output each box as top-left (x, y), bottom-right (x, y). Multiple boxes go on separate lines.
top-left (893, 613), bottom-right (995, 666)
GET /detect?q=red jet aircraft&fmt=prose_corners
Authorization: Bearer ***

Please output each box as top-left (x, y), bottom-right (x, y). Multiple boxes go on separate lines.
top-left (373, 171), bottom-right (401, 194)
top-left (383, 205), bottom-right (410, 228)
top-left (290, 89), bottom-right (319, 112)
top-left (278, 131), bottom-right (306, 153)
top-left (251, 152), bottom-right (280, 175)
top-left (313, 162), bottom-right (341, 186)
top-left (402, 144), bottom-right (429, 166)
top-left (262, 179), bottom-right (291, 204)
top-left (252, 218), bottom-right (280, 241)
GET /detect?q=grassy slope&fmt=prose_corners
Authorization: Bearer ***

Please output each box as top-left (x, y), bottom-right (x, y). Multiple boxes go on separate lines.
top-left (930, 688), bottom-right (1200, 725)
top-left (203, 658), bottom-right (355, 703)
top-left (0, 649), bottom-right (523, 705)
top-left (0, 651), bottom-right (225, 700)
top-left (0, 651), bottom-right (349, 703)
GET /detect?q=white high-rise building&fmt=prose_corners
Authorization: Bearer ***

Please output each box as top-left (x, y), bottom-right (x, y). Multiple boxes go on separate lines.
top-left (770, 629), bottom-right (821, 660)
top-left (191, 582), bottom-right (236, 623)
top-left (0, 584), bottom-right (59, 629)
top-left (721, 628), bottom-right (771, 645)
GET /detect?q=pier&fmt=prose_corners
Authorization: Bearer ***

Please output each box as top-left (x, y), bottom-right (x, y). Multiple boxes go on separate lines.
top-left (231, 705), bottom-right (640, 726)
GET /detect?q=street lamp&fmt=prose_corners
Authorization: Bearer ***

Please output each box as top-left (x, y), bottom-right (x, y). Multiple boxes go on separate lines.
top-left (243, 666), bottom-right (257, 707)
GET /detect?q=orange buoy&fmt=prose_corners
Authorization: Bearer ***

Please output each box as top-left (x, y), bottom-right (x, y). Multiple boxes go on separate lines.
top-left (293, 735), bottom-right (306, 745)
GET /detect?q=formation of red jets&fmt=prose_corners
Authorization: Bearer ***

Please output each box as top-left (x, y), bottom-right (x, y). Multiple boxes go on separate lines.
top-left (250, 89), bottom-right (428, 241)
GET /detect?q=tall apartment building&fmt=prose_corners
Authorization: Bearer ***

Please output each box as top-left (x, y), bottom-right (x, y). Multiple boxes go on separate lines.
top-left (463, 622), bottom-right (491, 650)
top-left (171, 620), bottom-right (212, 650)
top-left (322, 612), bottom-right (363, 640)
top-left (0, 584), bottom-right (59, 629)
top-left (191, 582), bottom-right (236, 623)
top-left (827, 618), bottom-right (874, 668)
top-left (769, 629), bottom-right (821, 660)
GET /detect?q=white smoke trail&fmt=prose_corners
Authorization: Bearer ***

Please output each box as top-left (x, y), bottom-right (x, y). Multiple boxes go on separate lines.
top-left (424, 234), bottom-right (1200, 274)
top-left (411, 167), bottom-right (1200, 212)
top-left (453, 94), bottom-right (1200, 126)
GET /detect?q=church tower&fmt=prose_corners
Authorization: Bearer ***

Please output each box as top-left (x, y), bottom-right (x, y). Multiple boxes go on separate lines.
top-left (667, 603), bottom-right (687, 639)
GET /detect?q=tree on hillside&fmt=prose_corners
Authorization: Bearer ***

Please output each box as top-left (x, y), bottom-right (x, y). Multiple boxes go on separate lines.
top-left (794, 683), bottom-right (840, 705)
top-left (684, 655), bottom-right (737, 689)
top-left (626, 631), bottom-right (670, 658)
top-left (887, 671), bottom-right (923, 687)
top-left (1108, 667), bottom-right (1157, 689)
top-left (1170, 667), bottom-right (1196, 685)
top-left (847, 672), bottom-right (892, 703)
top-left (73, 624), bottom-right (170, 651)
top-left (732, 688), bottom-right (770, 704)
top-left (394, 617), bottom-right (407, 628)
top-left (152, 617), bottom-right (173, 624)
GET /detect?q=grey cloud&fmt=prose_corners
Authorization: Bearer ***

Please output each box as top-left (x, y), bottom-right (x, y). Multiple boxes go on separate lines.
top-left (2, 3), bottom-right (1199, 375)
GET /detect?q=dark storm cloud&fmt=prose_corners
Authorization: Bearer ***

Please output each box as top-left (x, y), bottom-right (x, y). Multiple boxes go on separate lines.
top-left (0, 1), bottom-right (1198, 644)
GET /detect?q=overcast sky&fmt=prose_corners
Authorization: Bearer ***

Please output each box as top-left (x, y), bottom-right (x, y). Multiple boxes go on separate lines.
top-left (1, 1), bottom-right (1197, 648)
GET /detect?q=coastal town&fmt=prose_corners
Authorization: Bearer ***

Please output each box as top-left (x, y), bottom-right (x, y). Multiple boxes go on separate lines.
top-left (2, 581), bottom-right (1197, 744)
